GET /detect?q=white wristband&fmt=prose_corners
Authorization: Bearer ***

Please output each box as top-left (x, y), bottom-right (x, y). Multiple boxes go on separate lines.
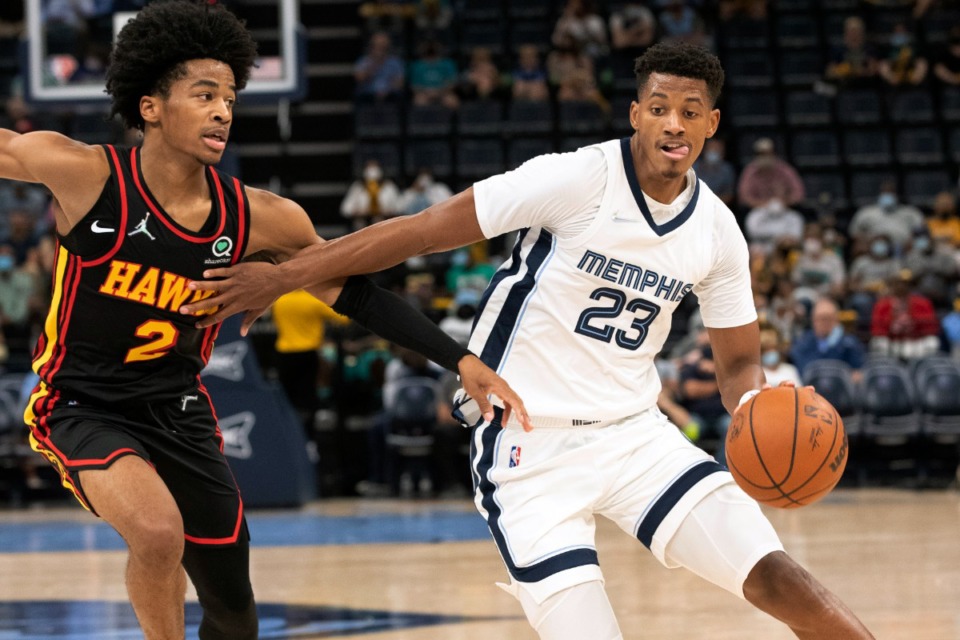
top-left (738, 389), bottom-right (762, 409)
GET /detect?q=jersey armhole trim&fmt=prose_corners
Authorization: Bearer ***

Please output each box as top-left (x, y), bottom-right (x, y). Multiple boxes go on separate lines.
top-left (81, 144), bottom-right (129, 268)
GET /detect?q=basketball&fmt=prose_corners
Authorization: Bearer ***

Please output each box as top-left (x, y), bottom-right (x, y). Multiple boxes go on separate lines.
top-left (725, 386), bottom-right (848, 509)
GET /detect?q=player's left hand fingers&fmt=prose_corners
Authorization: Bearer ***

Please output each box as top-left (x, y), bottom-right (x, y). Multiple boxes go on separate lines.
top-left (240, 307), bottom-right (267, 336)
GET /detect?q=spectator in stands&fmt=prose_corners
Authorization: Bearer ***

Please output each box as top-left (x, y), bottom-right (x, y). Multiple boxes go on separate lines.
top-left (736, 137), bottom-right (805, 210)
top-left (439, 288), bottom-right (479, 348)
top-left (0, 181), bottom-right (49, 240)
top-left (4, 210), bottom-right (38, 265)
top-left (552, 0), bottom-right (609, 61)
top-left (459, 47), bottom-right (501, 102)
top-left (271, 291), bottom-right (350, 458)
top-left (547, 35), bottom-right (608, 110)
top-left (340, 159), bottom-right (401, 229)
top-left (879, 21), bottom-right (928, 87)
top-left (354, 31), bottom-right (405, 102)
top-left (870, 269), bottom-right (940, 360)
top-left (694, 138), bottom-right (736, 207)
top-left (359, 0), bottom-right (414, 34)
top-left (445, 244), bottom-right (497, 295)
top-left (903, 230), bottom-right (957, 310)
top-left (792, 232), bottom-right (847, 302)
top-left (744, 198), bottom-right (805, 255)
top-left (409, 39), bottom-right (459, 109)
top-left (760, 327), bottom-right (802, 387)
top-left (398, 168), bottom-right (453, 215)
top-left (848, 180), bottom-right (925, 252)
top-left (718, 0), bottom-right (768, 20)
top-left (927, 190), bottom-right (960, 247)
top-left (679, 333), bottom-right (731, 464)
top-left (0, 243), bottom-right (37, 371)
top-left (933, 26), bottom-right (960, 85)
top-left (512, 45), bottom-right (550, 102)
top-left (790, 297), bottom-right (866, 379)
top-left (824, 16), bottom-right (879, 86)
top-left (657, 1), bottom-right (709, 48)
top-left (942, 297), bottom-right (960, 358)
top-left (609, 2), bottom-right (657, 52)
top-left (848, 234), bottom-right (901, 317)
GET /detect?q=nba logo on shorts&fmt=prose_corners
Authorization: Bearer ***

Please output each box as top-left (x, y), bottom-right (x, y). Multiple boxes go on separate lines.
top-left (509, 445), bottom-right (521, 468)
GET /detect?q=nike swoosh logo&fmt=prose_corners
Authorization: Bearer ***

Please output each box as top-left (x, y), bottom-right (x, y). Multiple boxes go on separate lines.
top-left (91, 221), bottom-right (115, 233)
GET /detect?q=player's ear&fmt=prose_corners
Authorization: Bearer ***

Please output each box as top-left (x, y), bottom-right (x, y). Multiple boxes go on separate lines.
top-left (628, 100), bottom-right (641, 131)
top-left (705, 108), bottom-right (720, 139)
top-left (140, 95), bottom-right (160, 125)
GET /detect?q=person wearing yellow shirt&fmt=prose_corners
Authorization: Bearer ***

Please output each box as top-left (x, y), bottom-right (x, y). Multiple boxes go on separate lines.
top-left (927, 191), bottom-right (960, 248)
top-left (272, 289), bottom-right (350, 446)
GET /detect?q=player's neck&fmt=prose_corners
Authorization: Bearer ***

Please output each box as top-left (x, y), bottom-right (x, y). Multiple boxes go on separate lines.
top-left (138, 138), bottom-right (211, 213)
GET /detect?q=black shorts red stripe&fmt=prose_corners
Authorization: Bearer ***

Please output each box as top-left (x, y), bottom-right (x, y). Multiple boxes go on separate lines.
top-left (25, 381), bottom-right (246, 546)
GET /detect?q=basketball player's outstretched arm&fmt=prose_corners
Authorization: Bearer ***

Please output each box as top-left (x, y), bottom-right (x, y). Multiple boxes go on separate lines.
top-left (0, 129), bottom-right (111, 233)
top-left (183, 188), bottom-right (484, 326)
top-left (234, 188), bottom-right (530, 429)
top-left (707, 321), bottom-right (766, 416)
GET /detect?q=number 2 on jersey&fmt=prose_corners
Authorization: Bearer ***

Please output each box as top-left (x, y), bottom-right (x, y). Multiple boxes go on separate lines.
top-left (124, 320), bottom-right (179, 363)
top-left (575, 287), bottom-right (661, 350)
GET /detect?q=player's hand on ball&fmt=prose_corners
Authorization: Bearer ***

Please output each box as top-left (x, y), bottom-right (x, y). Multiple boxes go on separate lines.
top-left (458, 355), bottom-right (533, 432)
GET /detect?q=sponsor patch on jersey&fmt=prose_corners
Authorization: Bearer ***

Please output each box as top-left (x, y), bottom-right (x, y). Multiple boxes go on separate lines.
top-left (509, 445), bottom-right (521, 468)
top-left (205, 235), bottom-right (234, 265)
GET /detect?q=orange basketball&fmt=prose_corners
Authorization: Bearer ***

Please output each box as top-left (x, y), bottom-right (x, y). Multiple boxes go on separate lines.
top-left (725, 386), bottom-right (848, 509)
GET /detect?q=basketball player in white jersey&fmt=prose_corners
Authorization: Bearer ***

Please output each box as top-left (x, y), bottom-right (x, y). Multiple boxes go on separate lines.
top-left (184, 43), bottom-right (874, 639)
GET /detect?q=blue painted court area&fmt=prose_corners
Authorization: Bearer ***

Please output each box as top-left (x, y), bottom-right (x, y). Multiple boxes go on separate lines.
top-left (0, 601), bottom-right (490, 639)
top-left (0, 509), bottom-right (491, 553)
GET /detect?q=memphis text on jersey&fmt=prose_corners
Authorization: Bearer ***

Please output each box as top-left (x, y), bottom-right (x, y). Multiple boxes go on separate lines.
top-left (98, 258), bottom-right (217, 314)
top-left (577, 250), bottom-right (693, 303)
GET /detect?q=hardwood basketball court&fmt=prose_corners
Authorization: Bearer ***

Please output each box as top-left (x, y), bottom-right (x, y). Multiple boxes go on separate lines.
top-left (0, 488), bottom-right (957, 639)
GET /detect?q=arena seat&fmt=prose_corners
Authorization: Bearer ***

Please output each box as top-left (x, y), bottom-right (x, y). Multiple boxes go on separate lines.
top-left (785, 90), bottom-right (833, 127)
top-left (887, 88), bottom-right (935, 125)
top-left (406, 104), bottom-right (454, 138)
top-left (384, 377), bottom-right (440, 495)
top-left (790, 129), bottom-right (841, 168)
top-left (801, 359), bottom-right (861, 439)
top-left (837, 89), bottom-right (883, 125)
top-left (456, 100), bottom-right (503, 137)
top-left (456, 138), bottom-right (504, 178)
top-left (912, 357), bottom-right (960, 481)
top-left (354, 103), bottom-right (402, 140)
top-left (894, 127), bottom-right (945, 166)
top-left (858, 359), bottom-right (920, 482)
top-left (404, 139), bottom-right (453, 177)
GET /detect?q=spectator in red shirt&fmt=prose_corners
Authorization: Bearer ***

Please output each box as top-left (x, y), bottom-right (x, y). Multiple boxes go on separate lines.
top-left (870, 269), bottom-right (941, 360)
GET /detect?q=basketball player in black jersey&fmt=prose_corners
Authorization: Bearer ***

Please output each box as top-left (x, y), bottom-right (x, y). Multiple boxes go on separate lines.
top-left (0, 2), bottom-right (529, 639)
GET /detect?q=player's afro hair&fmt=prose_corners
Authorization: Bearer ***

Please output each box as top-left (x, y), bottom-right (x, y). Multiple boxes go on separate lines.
top-left (634, 42), bottom-right (725, 105)
top-left (105, 0), bottom-right (258, 130)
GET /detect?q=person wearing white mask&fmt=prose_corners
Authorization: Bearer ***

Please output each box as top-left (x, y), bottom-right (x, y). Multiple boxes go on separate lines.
top-left (759, 329), bottom-right (801, 387)
top-left (693, 138), bottom-right (735, 206)
top-left (398, 168), bottom-right (453, 215)
top-left (340, 159), bottom-right (401, 229)
top-left (744, 196), bottom-right (805, 255)
top-left (792, 233), bottom-right (846, 301)
top-left (848, 180), bottom-right (924, 251)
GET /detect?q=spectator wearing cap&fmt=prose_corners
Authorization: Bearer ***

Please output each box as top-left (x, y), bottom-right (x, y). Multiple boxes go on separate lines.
top-left (870, 269), bottom-right (940, 360)
top-left (736, 137), bottom-right (805, 210)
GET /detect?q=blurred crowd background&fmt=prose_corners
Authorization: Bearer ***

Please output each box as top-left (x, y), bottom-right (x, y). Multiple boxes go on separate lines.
top-left (1, 0), bottom-right (960, 504)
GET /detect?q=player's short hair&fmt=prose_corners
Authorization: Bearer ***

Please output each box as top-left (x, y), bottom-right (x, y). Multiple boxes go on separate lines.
top-left (105, 0), bottom-right (258, 130)
top-left (633, 42), bottom-right (725, 106)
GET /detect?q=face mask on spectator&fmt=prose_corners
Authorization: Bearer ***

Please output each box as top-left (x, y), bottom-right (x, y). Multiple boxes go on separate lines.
top-left (877, 193), bottom-right (897, 210)
top-left (890, 32), bottom-right (911, 47)
top-left (761, 350), bottom-right (780, 368)
top-left (870, 240), bottom-right (889, 257)
top-left (0, 255), bottom-right (13, 272)
top-left (704, 150), bottom-right (721, 164)
top-left (913, 236), bottom-right (930, 253)
top-left (364, 165), bottom-right (383, 182)
top-left (766, 198), bottom-right (785, 215)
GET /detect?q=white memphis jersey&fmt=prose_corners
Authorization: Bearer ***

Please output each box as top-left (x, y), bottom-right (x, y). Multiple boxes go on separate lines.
top-left (470, 138), bottom-right (756, 423)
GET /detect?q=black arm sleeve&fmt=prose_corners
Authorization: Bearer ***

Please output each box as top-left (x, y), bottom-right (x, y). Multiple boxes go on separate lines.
top-left (331, 275), bottom-right (472, 373)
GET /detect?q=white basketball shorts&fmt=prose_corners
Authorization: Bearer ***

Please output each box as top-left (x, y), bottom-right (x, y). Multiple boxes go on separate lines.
top-left (469, 406), bottom-right (784, 603)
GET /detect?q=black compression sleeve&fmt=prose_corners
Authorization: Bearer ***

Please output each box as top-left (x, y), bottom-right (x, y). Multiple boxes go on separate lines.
top-left (331, 275), bottom-right (472, 373)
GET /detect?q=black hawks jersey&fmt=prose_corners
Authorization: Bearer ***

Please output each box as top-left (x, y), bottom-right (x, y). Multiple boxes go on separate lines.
top-left (32, 144), bottom-right (251, 405)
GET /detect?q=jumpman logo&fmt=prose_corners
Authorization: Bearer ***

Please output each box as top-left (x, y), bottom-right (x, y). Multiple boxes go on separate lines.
top-left (128, 212), bottom-right (156, 240)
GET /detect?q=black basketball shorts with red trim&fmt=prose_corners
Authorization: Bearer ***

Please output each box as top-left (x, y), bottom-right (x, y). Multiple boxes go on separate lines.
top-left (26, 381), bottom-right (247, 546)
